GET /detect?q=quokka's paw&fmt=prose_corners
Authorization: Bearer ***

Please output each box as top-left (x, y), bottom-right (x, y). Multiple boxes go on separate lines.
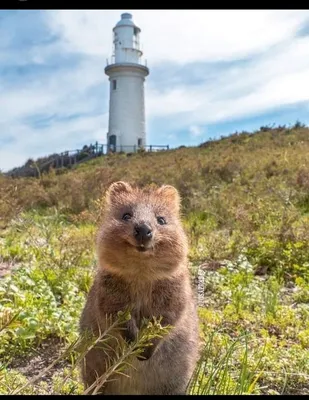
top-left (122, 317), bottom-right (139, 344)
top-left (136, 343), bottom-right (157, 361)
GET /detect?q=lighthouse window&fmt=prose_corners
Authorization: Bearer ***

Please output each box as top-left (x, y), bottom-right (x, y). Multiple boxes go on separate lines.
top-left (112, 80), bottom-right (117, 90)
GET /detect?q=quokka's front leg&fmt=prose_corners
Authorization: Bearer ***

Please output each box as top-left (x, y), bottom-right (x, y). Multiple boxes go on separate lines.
top-left (121, 314), bottom-right (139, 343)
top-left (136, 312), bottom-right (178, 361)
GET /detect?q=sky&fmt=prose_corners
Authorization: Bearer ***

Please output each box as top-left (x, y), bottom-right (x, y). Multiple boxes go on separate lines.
top-left (1, 10), bottom-right (309, 172)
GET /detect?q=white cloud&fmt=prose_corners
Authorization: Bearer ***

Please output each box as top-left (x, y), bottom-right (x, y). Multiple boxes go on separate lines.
top-left (0, 50), bottom-right (109, 171)
top-left (0, 114), bottom-right (107, 172)
top-left (45, 10), bottom-right (309, 64)
top-left (189, 125), bottom-right (203, 138)
top-left (144, 34), bottom-right (309, 129)
top-left (0, 56), bottom-right (107, 122)
top-left (146, 87), bottom-right (202, 118)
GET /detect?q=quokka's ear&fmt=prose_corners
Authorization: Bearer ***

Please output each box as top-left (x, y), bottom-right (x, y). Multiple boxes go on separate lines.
top-left (157, 185), bottom-right (181, 212)
top-left (105, 181), bottom-right (133, 204)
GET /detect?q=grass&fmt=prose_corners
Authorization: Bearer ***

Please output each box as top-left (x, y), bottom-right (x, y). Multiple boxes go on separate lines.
top-left (1, 123), bottom-right (309, 394)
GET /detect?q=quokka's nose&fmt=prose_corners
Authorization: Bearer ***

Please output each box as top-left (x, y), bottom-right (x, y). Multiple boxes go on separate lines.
top-left (134, 223), bottom-right (153, 242)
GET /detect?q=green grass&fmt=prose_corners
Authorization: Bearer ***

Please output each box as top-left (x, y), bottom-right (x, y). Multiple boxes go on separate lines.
top-left (1, 124), bottom-right (309, 394)
top-left (1, 211), bottom-right (309, 394)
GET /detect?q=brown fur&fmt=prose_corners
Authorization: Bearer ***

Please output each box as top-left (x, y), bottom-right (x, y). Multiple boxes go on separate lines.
top-left (79, 181), bottom-right (200, 394)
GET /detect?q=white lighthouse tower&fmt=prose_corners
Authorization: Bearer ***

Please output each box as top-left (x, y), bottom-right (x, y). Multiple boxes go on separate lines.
top-left (105, 13), bottom-right (149, 153)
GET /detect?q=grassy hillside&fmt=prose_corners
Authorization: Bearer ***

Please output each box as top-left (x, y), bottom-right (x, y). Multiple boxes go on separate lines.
top-left (1, 123), bottom-right (309, 394)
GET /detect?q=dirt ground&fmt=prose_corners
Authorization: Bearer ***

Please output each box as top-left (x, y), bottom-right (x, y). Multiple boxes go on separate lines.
top-left (0, 261), bottom-right (16, 278)
top-left (8, 337), bottom-right (71, 394)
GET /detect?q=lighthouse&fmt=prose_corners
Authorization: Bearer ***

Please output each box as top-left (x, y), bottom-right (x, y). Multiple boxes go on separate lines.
top-left (105, 13), bottom-right (149, 153)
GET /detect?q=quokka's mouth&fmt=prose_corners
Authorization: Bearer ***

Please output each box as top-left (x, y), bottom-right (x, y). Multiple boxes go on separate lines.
top-left (126, 240), bottom-right (153, 253)
top-left (137, 246), bottom-right (148, 252)
top-left (135, 244), bottom-right (153, 253)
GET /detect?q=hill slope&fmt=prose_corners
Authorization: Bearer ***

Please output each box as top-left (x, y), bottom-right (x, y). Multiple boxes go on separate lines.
top-left (1, 124), bottom-right (309, 275)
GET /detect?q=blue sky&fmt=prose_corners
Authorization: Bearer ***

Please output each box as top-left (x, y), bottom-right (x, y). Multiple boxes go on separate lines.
top-left (1, 10), bottom-right (309, 171)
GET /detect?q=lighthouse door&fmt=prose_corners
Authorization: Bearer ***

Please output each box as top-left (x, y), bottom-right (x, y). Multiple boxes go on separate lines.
top-left (109, 135), bottom-right (117, 152)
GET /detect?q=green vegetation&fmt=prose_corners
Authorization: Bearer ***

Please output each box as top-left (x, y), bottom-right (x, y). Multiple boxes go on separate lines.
top-left (1, 123), bottom-right (309, 394)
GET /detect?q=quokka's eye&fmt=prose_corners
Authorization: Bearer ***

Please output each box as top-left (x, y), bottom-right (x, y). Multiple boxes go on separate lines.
top-left (122, 213), bottom-right (132, 221)
top-left (157, 216), bottom-right (166, 225)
